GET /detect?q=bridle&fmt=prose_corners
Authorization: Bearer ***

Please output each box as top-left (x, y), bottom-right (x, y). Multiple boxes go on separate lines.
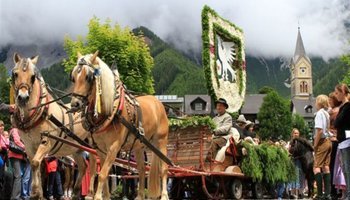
top-left (70, 57), bottom-right (98, 109)
top-left (12, 61), bottom-right (37, 97)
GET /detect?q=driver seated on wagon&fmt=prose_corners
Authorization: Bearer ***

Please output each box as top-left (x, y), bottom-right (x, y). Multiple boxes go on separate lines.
top-left (205, 98), bottom-right (232, 162)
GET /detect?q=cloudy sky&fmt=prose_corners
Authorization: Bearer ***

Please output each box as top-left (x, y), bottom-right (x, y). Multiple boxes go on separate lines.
top-left (0, 0), bottom-right (349, 59)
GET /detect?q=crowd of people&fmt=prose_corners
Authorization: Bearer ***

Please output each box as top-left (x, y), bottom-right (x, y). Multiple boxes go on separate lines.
top-left (207, 83), bottom-right (350, 200)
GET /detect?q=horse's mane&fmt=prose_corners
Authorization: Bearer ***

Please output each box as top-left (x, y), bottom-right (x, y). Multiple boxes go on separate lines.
top-left (292, 137), bottom-right (314, 152)
top-left (95, 57), bottom-right (116, 116)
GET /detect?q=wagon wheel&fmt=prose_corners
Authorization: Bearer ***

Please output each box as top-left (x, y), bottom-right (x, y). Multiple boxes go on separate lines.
top-left (252, 182), bottom-right (264, 199)
top-left (230, 179), bottom-right (243, 199)
top-left (201, 176), bottom-right (229, 199)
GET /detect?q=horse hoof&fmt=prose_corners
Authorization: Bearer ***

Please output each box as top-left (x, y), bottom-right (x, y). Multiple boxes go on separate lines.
top-left (30, 194), bottom-right (43, 200)
top-left (135, 195), bottom-right (144, 200)
top-left (84, 196), bottom-right (93, 200)
top-left (160, 193), bottom-right (169, 200)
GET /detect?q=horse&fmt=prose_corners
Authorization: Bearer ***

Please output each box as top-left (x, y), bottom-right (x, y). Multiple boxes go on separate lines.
top-left (10, 53), bottom-right (93, 200)
top-left (69, 51), bottom-right (169, 200)
top-left (289, 137), bottom-right (314, 197)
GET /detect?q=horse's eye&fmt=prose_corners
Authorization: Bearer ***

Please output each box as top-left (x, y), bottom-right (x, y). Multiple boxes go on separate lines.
top-left (31, 74), bottom-right (36, 84)
top-left (86, 73), bottom-right (93, 82)
top-left (12, 72), bottom-right (18, 79)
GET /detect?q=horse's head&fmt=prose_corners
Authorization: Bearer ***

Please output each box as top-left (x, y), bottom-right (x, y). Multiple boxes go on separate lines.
top-left (69, 51), bottom-right (99, 112)
top-left (11, 53), bottom-right (39, 106)
top-left (289, 138), bottom-right (313, 158)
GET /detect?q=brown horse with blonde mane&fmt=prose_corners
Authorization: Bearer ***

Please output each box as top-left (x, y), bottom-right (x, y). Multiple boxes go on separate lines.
top-left (69, 51), bottom-right (169, 200)
top-left (11, 53), bottom-right (92, 200)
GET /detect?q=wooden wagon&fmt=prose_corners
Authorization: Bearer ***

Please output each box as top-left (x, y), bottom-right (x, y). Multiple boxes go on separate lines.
top-left (143, 125), bottom-right (264, 199)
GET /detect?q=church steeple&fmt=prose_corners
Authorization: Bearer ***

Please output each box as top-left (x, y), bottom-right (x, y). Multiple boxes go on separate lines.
top-left (294, 27), bottom-right (306, 58)
top-left (290, 27), bottom-right (313, 100)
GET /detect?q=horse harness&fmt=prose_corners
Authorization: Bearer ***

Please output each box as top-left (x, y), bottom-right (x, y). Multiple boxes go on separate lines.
top-left (12, 76), bottom-right (75, 156)
top-left (80, 73), bottom-right (145, 151)
top-left (70, 58), bottom-right (174, 166)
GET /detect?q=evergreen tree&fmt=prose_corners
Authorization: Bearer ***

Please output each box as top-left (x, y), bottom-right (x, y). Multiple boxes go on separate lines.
top-left (0, 64), bottom-right (11, 129)
top-left (63, 17), bottom-right (154, 94)
top-left (342, 55), bottom-right (350, 86)
top-left (257, 91), bottom-right (292, 141)
top-left (258, 86), bottom-right (275, 94)
top-left (292, 114), bottom-right (310, 138)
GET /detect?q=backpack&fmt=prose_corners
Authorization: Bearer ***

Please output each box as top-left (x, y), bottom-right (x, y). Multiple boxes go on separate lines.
top-left (9, 134), bottom-right (25, 155)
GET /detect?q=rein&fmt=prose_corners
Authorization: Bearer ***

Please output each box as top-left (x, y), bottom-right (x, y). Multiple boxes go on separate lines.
top-left (28, 92), bottom-right (72, 111)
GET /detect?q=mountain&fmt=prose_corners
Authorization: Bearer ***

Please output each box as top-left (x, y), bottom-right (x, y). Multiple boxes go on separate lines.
top-left (1, 43), bottom-right (66, 70)
top-left (133, 26), bottom-right (207, 96)
top-left (1, 27), bottom-right (348, 98)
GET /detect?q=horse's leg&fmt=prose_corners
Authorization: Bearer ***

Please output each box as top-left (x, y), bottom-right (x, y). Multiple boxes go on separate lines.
top-left (63, 166), bottom-right (70, 197)
top-left (30, 143), bottom-right (50, 200)
top-left (159, 137), bottom-right (169, 200)
top-left (87, 154), bottom-right (97, 197)
top-left (135, 147), bottom-right (145, 200)
top-left (71, 151), bottom-right (87, 200)
top-left (95, 151), bottom-right (111, 200)
top-left (94, 134), bottom-right (124, 200)
top-left (307, 170), bottom-right (315, 197)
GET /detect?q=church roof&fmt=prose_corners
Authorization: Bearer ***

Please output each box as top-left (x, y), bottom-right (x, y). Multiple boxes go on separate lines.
top-left (291, 97), bottom-right (315, 119)
top-left (293, 28), bottom-right (310, 64)
top-left (241, 94), bottom-right (266, 114)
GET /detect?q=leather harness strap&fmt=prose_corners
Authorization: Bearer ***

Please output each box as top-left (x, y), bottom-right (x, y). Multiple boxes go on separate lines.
top-left (13, 78), bottom-right (50, 131)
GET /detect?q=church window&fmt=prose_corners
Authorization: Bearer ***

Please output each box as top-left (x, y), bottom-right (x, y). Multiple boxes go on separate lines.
top-left (299, 81), bottom-right (308, 93)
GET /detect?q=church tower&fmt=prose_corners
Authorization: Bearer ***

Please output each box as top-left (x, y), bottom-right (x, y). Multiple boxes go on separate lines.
top-left (290, 27), bottom-right (313, 100)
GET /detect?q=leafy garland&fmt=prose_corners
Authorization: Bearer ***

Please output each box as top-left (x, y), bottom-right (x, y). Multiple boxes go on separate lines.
top-left (169, 116), bottom-right (216, 130)
top-left (201, 5), bottom-right (245, 101)
top-left (241, 142), bottom-right (296, 184)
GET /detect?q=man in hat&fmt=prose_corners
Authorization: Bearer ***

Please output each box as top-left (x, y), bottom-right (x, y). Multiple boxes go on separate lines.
top-left (233, 114), bottom-right (247, 139)
top-left (206, 98), bottom-right (232, 162)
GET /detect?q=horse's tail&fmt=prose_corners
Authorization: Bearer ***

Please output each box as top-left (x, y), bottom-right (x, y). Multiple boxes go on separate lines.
top-left (148, 152), bottom-right (161, 198)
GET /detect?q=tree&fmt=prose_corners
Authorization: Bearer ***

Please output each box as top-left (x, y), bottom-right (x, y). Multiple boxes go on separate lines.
top-left (258, 86), bottom-right (275, 94)
top-left (63, 17), bottom-right (154, 94)
top-left (292, 114), bottom-right (310, 138)
top-left (257, 91), bottom-right (292, 141)
top-left (341, 55), bottom-right (350, 86)
top-left (0, 64), bottom-right (11, 129)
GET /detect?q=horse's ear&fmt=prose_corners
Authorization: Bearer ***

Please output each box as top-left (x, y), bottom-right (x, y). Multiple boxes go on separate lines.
top-left (31, 55), bottom-right (39, 65)
top-left (13, 53), bottom-right (21, 64)
top-left (77, 52), bottom-right (83, 58)
top-left (90, 50), bottom-right (99, 64)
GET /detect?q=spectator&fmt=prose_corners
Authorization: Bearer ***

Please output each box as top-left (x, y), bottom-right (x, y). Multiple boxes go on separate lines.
top-left (313, 95), bottom-right (332, 200)
top-left (244, 120), bottom-right (256, 139)
top-left (328, 92), bottom-right (343, 199)
top-left (287, 128), bottom-right (306, 199)
top-left (0, 121), bottom-right (9, 189)
top-left (206, 98), bottom-right (232, 161)
top-left (232, 114), bottom-right (247, 139)
top-left (45, 156), bottom-right (64, 200)
top-left (120, 152), bottom-right (137, 200)
top-left (8, 128), bottom-right (26, 200)
top-left (334, 84), bottom-right (350, 200)
top-left (21, 157), bottom-right (32, 200)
